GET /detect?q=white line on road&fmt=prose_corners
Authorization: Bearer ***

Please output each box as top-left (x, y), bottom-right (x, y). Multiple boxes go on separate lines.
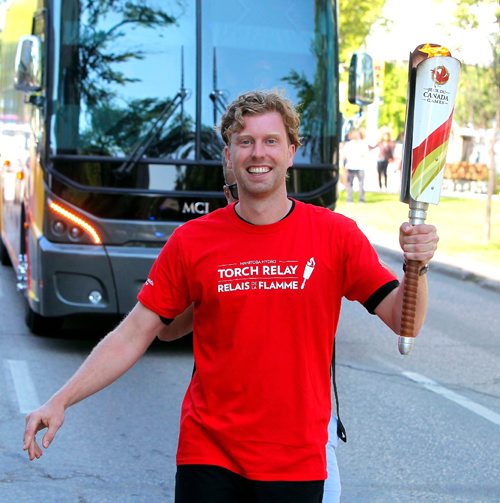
top-left (6, 359), bottom-right (40, 414)
top-left (403, 371), bottom-right (500, 427)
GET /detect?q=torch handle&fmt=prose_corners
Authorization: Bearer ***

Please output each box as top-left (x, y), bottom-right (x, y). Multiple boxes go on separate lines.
top-left (398, 200), bottom-right (428, 355)
top-left (399, 260), bottom-right (422, 354)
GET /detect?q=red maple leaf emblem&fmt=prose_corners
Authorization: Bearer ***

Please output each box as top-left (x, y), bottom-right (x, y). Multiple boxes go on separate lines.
top-left (431, 65), bottom-right (450, 85)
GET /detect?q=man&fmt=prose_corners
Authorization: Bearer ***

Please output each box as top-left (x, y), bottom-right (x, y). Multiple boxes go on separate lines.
top-left (342, 129), bottom-right (370, 202)
top-left (222, 152), bottom-right (239, 203)
top-left (178, 156), bottom-right (344, 501)
top-left (179, 153), bottom-right (342, 502)
top-left (24, 91), bottom-right (438, 502)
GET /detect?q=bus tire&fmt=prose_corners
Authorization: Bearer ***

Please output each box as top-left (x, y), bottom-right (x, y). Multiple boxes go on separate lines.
top-left (25, 305), bottom-right (63, 336)
top-left (0, 236), bottom-right (12, 266)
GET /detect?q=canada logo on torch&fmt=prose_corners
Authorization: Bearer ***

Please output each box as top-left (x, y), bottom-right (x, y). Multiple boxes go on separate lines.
top-left (431, 65), bottom-right (450, 85)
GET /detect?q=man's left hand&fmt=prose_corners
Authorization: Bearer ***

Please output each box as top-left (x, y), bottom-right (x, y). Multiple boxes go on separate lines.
top-left (399, 223), bottom-right (439, 265)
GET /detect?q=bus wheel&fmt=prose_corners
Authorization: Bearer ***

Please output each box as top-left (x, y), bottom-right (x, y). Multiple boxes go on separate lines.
top-left (0, 236), bottom-right (12, 266)
top-left (25, 305), bottom-right (63, 336)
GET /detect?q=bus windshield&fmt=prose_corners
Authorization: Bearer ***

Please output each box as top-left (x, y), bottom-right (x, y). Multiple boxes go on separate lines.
top-left (50, 0), bottom-right (339, 168)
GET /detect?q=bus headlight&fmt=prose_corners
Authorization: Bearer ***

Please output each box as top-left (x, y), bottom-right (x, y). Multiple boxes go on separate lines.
top-left (47, 200), bottom-right (102, 245)
top-left (51, 220), bottom-right (66, 236)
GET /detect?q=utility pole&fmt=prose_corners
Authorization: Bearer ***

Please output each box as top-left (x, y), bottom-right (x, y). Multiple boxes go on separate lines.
top-left (484, 101), bottom-right (499, 242)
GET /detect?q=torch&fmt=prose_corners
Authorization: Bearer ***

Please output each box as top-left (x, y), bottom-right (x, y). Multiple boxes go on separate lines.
top-left (301, 257), bottom-right (316, 289)
top-left (399, 43), bottom-right (461, 355)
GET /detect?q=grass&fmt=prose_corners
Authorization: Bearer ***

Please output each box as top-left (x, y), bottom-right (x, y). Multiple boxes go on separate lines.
top-left (335, 190), bottom-right (500, 271)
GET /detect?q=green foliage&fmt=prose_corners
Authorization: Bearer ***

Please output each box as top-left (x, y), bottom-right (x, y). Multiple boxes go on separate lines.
top-left (453, 0), bottom-right (493, 29)
top-left (338, 0), bottom-right (387, 120)
top-left (455, 64), bottom-right (498, 129)
top-left (79, 1), bottom-right (177, 107)
top-left (336, 192), bottom-right (500, 265)
top-left (452, 0), bottom-right (499, 130)
top-left (338, 0), bottom-right (386, 65)
top-left (376, 1), bottom-right (499, 135)
top-left (378, 62), bottom-right (407, 138)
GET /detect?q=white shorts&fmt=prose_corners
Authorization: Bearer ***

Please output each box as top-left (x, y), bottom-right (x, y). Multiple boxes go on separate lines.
top-left (323, 416), bottom-right (341, 503)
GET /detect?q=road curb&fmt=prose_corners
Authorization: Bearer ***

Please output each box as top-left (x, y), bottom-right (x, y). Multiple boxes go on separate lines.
top-left (374, 244), bottom-right (500, 294)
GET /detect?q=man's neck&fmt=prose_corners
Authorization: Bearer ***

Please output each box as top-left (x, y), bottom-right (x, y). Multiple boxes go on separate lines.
top-left (235, 195), bottom-right (292, 226)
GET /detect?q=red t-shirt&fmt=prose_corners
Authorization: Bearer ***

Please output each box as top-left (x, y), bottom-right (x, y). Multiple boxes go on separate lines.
top-left (138, 200), bottom-right (397, 481)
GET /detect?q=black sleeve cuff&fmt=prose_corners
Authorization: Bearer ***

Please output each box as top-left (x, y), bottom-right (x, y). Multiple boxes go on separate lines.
top-left (363, 279), bottom-right (399, 314)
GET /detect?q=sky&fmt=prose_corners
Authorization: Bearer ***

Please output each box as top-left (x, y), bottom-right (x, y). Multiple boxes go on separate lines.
top-left (365, 0), bottom-right (497, 66)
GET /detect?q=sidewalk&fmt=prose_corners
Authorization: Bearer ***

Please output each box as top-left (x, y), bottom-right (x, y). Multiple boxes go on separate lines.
top-left (360, 222), bottom-right (500, 294)
top-left (341, 165), bottom-right (500, 292)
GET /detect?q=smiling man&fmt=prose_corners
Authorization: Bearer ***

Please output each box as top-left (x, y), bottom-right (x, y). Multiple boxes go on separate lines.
top-left (23, 91), bottom-right (439, 503)
top-left (226, 113), bottom-right (293, 200)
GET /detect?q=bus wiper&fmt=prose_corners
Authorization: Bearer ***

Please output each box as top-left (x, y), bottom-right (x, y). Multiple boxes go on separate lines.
top-left (209, 47), bottom-right (228, 126)
top-left (115, 47), bottom-right (190, 178)
top-left (114, 90), bottom-right (189, 178)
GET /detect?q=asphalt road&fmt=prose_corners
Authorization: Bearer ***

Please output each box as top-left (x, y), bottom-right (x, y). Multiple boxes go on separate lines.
top-left (1, 250), bottom-right (499, 502)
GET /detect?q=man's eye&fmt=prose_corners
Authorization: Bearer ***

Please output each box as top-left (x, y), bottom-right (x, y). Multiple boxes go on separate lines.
top-left (267, 139), bottom-right (277, 144)
top-left (240, 139), bottom-right (252, 145)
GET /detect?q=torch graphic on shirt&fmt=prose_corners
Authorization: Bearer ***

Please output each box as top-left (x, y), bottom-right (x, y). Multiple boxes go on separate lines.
top-left (301, 257), bottom-right (316, 289)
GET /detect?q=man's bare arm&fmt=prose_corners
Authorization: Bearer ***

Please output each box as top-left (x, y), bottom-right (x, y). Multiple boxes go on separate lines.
top-left (23, 302), bottom-right (165, 460)
top-left (375, 222), bottom-right (437, 334)
top-left (157, 304), bottom-right (194, 341)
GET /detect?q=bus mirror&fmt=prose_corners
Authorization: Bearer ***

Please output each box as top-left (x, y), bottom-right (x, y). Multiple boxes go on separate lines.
top-left (14, 35), bottom-right (42, 93)
top-left (348, 52), bottom-right (374, 107)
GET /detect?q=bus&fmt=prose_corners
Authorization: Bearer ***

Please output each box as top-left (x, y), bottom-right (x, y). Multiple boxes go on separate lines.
top-left (0, 0), bottom-right (370, 334)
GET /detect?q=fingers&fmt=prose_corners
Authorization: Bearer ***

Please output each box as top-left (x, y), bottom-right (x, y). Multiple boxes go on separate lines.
top-left (26, 438), bottom-right (43, 461)
top-left (399, 223), bottom-right (439, 263)
top-left (41, 419), bottom-right (61, 449)
top-left (400, 222), bottom-right (436, 237)
top-left (23, 412), bottom-right (40, 451)
top-left (23, 406), bottom-right (64, 461)
top-left (23, 413), bottom-right (45, 461)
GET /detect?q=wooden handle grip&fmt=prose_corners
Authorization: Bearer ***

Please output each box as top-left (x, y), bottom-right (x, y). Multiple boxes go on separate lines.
top-left (400, 259), bottom-right (422, 338)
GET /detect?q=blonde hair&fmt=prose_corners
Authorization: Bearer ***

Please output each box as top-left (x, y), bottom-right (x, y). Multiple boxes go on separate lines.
top-left (220, 90), bottom-right (302, 148)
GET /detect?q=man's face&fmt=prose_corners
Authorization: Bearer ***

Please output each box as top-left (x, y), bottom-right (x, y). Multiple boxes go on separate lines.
top-left (225, 111), bottom-right (295, 200)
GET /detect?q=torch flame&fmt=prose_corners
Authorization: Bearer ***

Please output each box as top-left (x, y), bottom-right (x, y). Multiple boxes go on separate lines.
top-left (417, 43), bottom-right (451, 58)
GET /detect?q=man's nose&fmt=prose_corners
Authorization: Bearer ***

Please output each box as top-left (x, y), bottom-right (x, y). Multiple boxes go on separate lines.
top-left (252, 140), bottom-right (265, 158)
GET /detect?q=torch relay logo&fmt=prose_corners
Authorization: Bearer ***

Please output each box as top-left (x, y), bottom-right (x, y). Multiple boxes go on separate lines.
top-left (216, 257), bottom-right (317, 293)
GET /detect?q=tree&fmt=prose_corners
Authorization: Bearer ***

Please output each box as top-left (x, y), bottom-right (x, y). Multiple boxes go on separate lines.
top-left (78, 1), bottom-right (177, 108)
top-left (453, 1), bottom-right (499, 131)
top-left (338, 0), bottom-right (387, 120)
top-left (377, 62), bottom-right (407, 139)
top-left (453, 0), bottom-right (499, 241)
top-left (338, 0), bottom-right (386, 65)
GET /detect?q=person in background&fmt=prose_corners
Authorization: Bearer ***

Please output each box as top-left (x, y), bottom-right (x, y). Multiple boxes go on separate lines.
top-left (342, 129), bottom-right (370, 202)
top-left (23, 91), bottom-right (438, 502)
top-left (375, 131), bottom-right (395, 191)
top-left (223, 153), bottom-right (239, 203)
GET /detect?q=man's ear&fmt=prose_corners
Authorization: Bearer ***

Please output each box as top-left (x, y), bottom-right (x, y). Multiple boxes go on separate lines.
top-left (288, 143), bottom-right (296, 168)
